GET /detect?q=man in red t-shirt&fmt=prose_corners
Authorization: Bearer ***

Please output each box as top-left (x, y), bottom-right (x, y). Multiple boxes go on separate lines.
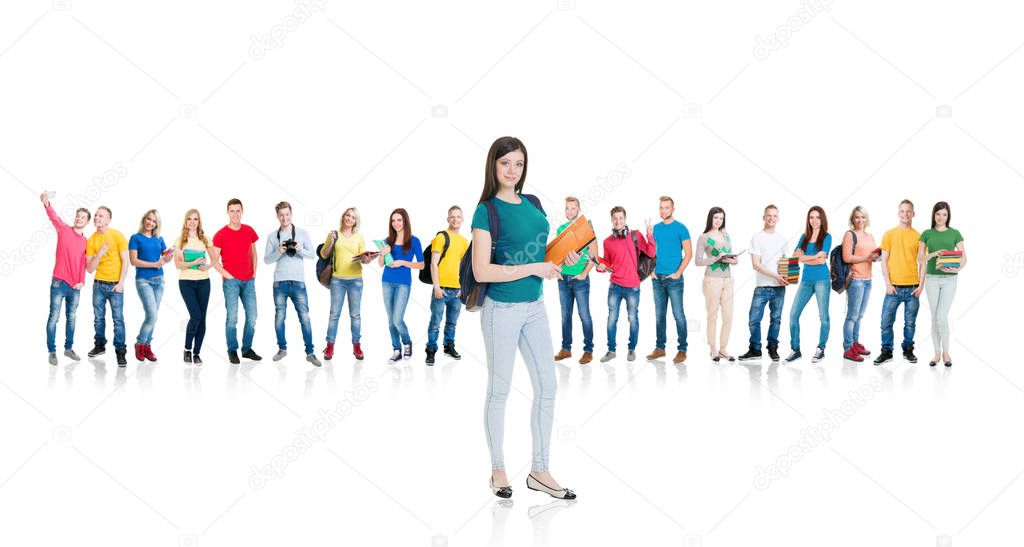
top-left (212, 198), bottom-right (261, 364)
top-left (595, 205), bottom-right (656, 363)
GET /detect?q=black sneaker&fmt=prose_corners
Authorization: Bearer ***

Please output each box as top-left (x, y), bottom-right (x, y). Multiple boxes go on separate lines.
top-left (192, 354), bottom-right (203, 365)
top-left (902, 348), bottom-right (918, 363)
top-left (115, 348), bottom-right (127, 367)
top-left (767, 346), bottom-right (780, 362)
top-left (184, 350), bottom-right (192, 363)
top-left (228, 351), bottom-right (241, 364)
top-left (425, 349), bottom-right (436, 366)
top-left (784, 350), bottom-right (802, 363)
top-left (241, 349), bottom-right (262, 361)
top-left (738, 348), bottom-right (762, 361)
top-left (444, 344), bottom-right (462, 360)
top-left (873, 349), bottom-right (893, 366)
top-left (87, 343), bottom-right (106, 358)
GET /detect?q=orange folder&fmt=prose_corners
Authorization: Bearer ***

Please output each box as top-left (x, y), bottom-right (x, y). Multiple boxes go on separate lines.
top-left (545, 215), bottom-right (596, 265)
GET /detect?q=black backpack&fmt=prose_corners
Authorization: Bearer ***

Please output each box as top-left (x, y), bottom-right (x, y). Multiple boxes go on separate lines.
top-left (829, 231), bottom-right (856, 294)
top-left (631, 231), bottom-right (657, 282)
top-left (459, 194), bottom-right (544, 311)
top-left (315, 230), bottom-right (338, 289)
top-left (418, 231), bottom-right (451, 285)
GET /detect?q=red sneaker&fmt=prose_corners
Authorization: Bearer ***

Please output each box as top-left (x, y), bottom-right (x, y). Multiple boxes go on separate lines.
top-left (353, 343), bottom-right (364, 361)
top-left (134, 343), bottom-right (145, 362)
top-left (143, 344), bottom-right (158, 362)
top-left (854, 342), bottom-right (871, 356)
top-left (323, 343), bottom-right (335, 361)
top-left (843, 347), bottom-right (864, 362)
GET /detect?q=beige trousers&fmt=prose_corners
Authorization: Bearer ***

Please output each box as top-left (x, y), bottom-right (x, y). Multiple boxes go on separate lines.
top-left (702, 276), bottom-right (734, 348)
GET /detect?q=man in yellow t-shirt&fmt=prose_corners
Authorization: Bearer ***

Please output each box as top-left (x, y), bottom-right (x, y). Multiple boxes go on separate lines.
top-left (875, 199), bottom-right (922, 365)
top-left (84, 206), bottom-right (130, 365)
top-left (425, 205), bottom-right (469, 364)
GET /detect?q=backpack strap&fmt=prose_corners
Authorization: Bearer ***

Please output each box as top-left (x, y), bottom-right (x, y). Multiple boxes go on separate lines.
top-left (521, 193), bottom-right (545, 216)
top-left (485, 200), bottom-right (500, 261)
top-left (435, 230), bottom-right (451, 263)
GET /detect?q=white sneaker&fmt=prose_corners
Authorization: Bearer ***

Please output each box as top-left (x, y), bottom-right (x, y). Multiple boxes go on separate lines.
top-left (272, 350), bottom-right (287, 361)
top-left (599, 352), bottom-right (616, 363)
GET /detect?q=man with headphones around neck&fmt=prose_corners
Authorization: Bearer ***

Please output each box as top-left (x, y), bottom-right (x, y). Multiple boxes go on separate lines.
top-left (595, 205), bottom-right (656, 363)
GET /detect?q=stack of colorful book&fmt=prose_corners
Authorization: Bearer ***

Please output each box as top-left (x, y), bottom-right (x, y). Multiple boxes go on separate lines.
top-left (936, 250), bottom-right (962, 270)
top-left (778, 257), bottom-right (799, 284)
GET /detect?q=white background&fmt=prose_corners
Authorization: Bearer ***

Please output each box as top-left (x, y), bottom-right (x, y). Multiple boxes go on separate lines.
top-left (1, 1), bottom-right (1022, 545)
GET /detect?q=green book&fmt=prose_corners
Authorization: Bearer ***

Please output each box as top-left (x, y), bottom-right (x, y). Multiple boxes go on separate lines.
top-left (373, 239), bottom-right (394, 266)
top-left (183, 249), bottom-right (206, 270)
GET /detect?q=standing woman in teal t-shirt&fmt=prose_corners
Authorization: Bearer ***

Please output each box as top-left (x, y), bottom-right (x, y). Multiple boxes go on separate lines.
top-left (471, 136), bottom-right (578, 501)
top-left (787, 206), bottom-right (832, 364)
top-left (918, 201), bottom-right (966, 367)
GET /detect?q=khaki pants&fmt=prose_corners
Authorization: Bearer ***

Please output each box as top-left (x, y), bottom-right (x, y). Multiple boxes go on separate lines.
top-left (702, 276), bottom-right (734, 348)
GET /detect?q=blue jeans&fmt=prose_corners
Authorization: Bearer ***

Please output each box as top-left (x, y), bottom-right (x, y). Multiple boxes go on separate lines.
top-left (135, 276), bottom-right (164, 344)
top-left (327, 277), bottom-right (362, 344)
top-left (427, 287), bottom-right (462, 351)
top-left (557, 275), bottom-right (594, 353)
top-left (748, 285), bottom-right (785, 351)
top-left (607, 283), bottom-right (640, 352)
top-left (273, 281), bottom-right (314, 355)
top-left (651, 274), bottom-right (686, 352)
top-left (382, 281), bottom-right (411, 349)
top-left (789, 279), bottom-right (830, 351)
top-left (880, 285), bottom-right (920, 351)
top-left (481, 297), bottom-right (556, 472)
top-left (93, 280), bottom-right (126, 349)
top-left (179, 279), bottom-right (210, 355)
top-left (223, 278), bottom-right (257, 353)
top-left (47, 279), bottom-right (80, 352)
top-left (843, 278), bottom-right (872, 351)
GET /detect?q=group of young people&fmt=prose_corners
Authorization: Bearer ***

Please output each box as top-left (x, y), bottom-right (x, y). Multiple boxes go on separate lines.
top-left (40, 135), bottom-right (969, 500)
top-left (41, 194), bottom-right (470, 369)
top-left (552, 197), bottom-right (965, 369)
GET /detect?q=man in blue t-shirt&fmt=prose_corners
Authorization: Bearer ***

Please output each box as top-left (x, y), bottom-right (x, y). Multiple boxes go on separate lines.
top-left (646, 196), bottom-right (691, 363)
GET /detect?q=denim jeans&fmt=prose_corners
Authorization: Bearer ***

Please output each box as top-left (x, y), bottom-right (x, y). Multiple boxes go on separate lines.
top-left (747, 285), bottom-right (785, 351)
top-left (382, 281), bottom-right (412, 349)
top-left (179, 279), bottom-right (210, 355)
top-left (651, 274), bottom-right (687, 352)
top-left (427, 287), bottom-right (462, 351)
top-left (481, 297), bottom-right (556, 473)
top-left (607, 283), bottom-right (640, 352)
top-left (557, 275), bottom-right (594, 353)
top-left (881, 285), bottom-right (920, 351)
top-left (47, 278), bottom-right (80, 352)
top-left (327, 277), bottom-right (362, 344)
top-left (925, 275), bottom-right (957, 354)
top-left (135, 276), bottom-right (164, 344)
top-left (223, 278), bottom-right (257, 353)
top-left (273, 281), bottom-right (314, 355)
top-left (789, 279), bottom-right (830, 351)
top-left (92, 280), bottom-right (126, 349)
top-left (843, 278), bottom-right (872, 351)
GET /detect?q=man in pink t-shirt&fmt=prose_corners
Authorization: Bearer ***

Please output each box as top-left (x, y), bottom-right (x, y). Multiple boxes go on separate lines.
top-left (41, 192), bottom-right (90, 365)
top-left (211, 198), bottom-right (261, 364)
top-left (595, 205), bottom-right (656, 363)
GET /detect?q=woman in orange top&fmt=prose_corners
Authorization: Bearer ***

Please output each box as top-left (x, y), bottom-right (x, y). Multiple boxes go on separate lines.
top-left (841, 206), bottom-right (880, 362)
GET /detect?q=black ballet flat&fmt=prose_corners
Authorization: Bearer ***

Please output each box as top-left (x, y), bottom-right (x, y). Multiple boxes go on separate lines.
top-left (490, 477), bottom-right (512, 499)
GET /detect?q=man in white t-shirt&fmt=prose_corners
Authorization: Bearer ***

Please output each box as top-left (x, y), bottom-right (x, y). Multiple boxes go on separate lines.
top-left (740, 205), bottom-right (790, 362)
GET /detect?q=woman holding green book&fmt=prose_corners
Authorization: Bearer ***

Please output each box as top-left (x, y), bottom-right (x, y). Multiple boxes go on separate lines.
top-left (918, 201), bottom-right (965, 367)
top-left (174, 209), bottom-right (212, 365)
top-left (377, 208), bottom-right (424, 363)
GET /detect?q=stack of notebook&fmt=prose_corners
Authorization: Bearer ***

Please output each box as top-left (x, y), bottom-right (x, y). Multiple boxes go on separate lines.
top-left (778, 257), bottom-right (800, 284)
top-left (936, 250), bottom-right (962, 270)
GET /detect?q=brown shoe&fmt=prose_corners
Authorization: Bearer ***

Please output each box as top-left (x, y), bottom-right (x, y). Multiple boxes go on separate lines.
top-left (554, 349), bottom-right (572, 361)
top-left (646, 348), bottom-right (666, 360)
top-left (579, 352), bottom-right (593, 365)
top-left (673, 351), bottom-right (687, 364)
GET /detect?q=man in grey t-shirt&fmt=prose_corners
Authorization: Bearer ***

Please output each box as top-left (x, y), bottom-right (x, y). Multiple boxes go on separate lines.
top-left (264, 201), bottom-right (320, 366)
top-left (739, 205), bottom-right (790, 362)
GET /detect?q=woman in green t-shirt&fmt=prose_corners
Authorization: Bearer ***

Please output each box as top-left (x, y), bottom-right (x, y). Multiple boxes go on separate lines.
top-left (471, 136), bottom-right (577, 501)
top-left (918, 201), bottom-right (966, 367)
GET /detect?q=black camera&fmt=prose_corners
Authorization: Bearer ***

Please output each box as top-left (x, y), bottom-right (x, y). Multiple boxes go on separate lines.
top-left (283, 239), bottom-right (298, 256)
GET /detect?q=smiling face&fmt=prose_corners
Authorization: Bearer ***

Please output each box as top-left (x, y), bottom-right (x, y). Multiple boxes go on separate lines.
top-left (277, 206), bottom-right (292, 229)
top-left (611, 211), bottom-right (626, 231)
top-left (711, 212), bottom-right (724, 231)
top-left (186, 213), bottom-right (199, 232)
top-left (763, 207), bottom-right (778, 229)
top-left (808, 210), bottom-right (821, 231)
top-left (447, 209), bottom-right (463, 230)
top-left (143, 213), bottom-right (158, 234)
top-left (73, 210), bottom-right (90, 230)
top-left (898, 203), bottom-right (914, 225)
top-left (227, 203), bottom-right (243, 225)
top-left (565, 200), bottom-right (580, 221)
top-left (342, 210), bottom-right (357, 228)
top-left (659, 200), bottom-right (674, 221)
top-left (93, 208), bottom-right (110, 230)
top-left (852, 210), bottom-right (867, 230)
top-left (933, 207), bottom-right (948, 228)
top-left (390, 213), bottom-right (404, 233)
top-left (495, 150), bottom-right (525, 191)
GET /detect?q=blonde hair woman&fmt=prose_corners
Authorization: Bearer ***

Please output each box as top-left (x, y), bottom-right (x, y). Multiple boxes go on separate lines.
top-left (174, 209), bottom-right (212, 364)
top-left (841, 206), bottom-right (881, 362)
top-left (321, 207), bottom-right (373, 361)
top-left (129, 209), bottom-right (173, 362)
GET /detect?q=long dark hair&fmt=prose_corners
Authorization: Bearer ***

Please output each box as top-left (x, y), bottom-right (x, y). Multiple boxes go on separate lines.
top-left (931, 201), bottom-right (951, 229)
top-left (800, 206), bottom-right (828, 251)
top-left (478, 136), bottom-right (528, 204)
top-left (703, 206), bottom-right (726, 234)
top-left (387, 208), bottom-right (412, 253)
